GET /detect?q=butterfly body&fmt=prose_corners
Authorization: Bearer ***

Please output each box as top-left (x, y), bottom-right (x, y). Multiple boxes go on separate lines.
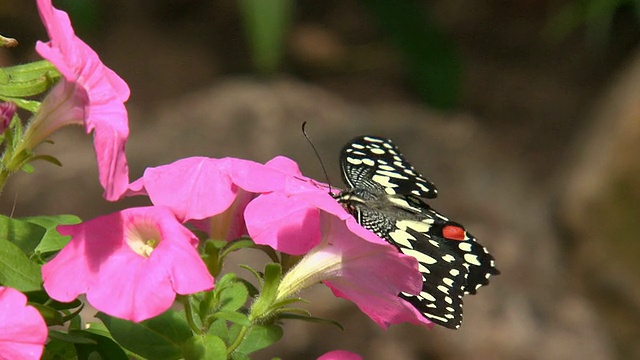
top-left (336, 135), bottom-right (499, 329)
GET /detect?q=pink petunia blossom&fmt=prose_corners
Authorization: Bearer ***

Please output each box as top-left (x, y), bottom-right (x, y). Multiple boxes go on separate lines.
top-left (127, 155), bottom-right (431, 327)
top-left (227, 156), bottom-right (433, 328)
top-left (0, 287), bottom-right (48, 360)
top-left (30, 0), bottom-right (130, 201)
top-left (126, 157), bottom-right (287, 240)
top-left (42, 207), bottom-right (214, 322)
top-left (317, 350), bottom-right (363, 360)
top-left (276, 212), bottom-right (433, 329)
top-left (127, 157), bottom-right (239, 223)
top-left (228, 156), bottom-right (338, 254)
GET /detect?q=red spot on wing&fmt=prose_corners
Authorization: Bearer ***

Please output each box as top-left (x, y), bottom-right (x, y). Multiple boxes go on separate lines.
top-left (443, 225), bottom-right (466, 241)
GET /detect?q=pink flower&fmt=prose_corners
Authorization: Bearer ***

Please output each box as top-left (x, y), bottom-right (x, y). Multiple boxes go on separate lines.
top-left (276, 212), bottom-right (432, 329)
top-left (42, 207), bottom-right (213, 322)
top-left (31, 0), bottom-right (130, 201)
top-left (318, 350), bottom-right (362, 360)
top-left (229, 156), bottom-right (333, 254)
top-left (126, 157), bottom-right (288, 240)
top-left (128, 155), bottom-right (431, 327)
top-left (0, 287), bottom-right (48, 360)
top-left (127, 157), bottom-right (239, 223)
top-left (229, 156), bottom-right (432, 328)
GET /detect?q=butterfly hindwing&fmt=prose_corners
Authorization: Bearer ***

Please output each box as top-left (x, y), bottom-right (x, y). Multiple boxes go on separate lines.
top-left (336, 135), bottom-right (499, 329)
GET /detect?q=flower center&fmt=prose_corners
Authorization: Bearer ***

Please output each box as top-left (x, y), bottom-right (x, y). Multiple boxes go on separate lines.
top-left (126, 222), bottom-right (161, 258)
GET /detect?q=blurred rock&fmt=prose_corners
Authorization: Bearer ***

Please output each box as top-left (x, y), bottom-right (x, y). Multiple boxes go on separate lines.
top-left (289, 23), bottom-right (348, 70)
top-left (559, 47), bottom-right (640, 360)
top-left (3, 77), bottom-right (613, 359)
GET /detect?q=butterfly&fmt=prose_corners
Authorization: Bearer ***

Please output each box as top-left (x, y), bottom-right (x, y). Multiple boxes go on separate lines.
top-left (335, 135), bottom-right (499, 329)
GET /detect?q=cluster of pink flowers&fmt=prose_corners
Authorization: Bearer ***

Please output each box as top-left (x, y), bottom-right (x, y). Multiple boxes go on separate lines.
top-left (1, 0), bottom-right (431, 358)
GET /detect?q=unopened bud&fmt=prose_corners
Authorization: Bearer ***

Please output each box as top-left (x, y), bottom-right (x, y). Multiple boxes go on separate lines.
top-left (0, 101), bottom-right (17, 132)
top-left (0, 33), bottom-right (18, 47)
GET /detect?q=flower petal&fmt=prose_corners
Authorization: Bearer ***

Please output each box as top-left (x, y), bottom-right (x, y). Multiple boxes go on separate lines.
top-left (244, 192), bottom-right (321, 255)
top-left (318, 350), bottom-right (363, 360)
top-left (322, 215), bottom-right (431, 329)
top-left (127, 157), bottom-right (238, 222)
top-left (0, 287), bottom-right (48, 360)
top-left (42, 207), bottom-right (214, 322)
top-left (35, 0), bottom-right (130, 201)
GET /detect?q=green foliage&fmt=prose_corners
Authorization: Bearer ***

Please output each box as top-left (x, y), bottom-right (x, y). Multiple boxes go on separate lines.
top-left (22, 214), bottom-right (81, 255)
top-left (0, 61), bottom-right (60, 111)
top-left (0, 239), bottom-right (42, 292)
top-left (71, 330), bottom-right (130, 360)
top-left (234, 324), bottom-right (283, 355)
top-left (250, 263), bottom-right (282, 319)
top-left (184, 335), bottom-right (228, 360)
top-left (97, 310), bottom-right (192, 360)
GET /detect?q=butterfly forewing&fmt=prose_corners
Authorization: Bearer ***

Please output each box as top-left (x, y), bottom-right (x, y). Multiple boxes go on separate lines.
top-left (340, 136), bottom-right (438, 198)
top-left (337, 135), bottom-right (499, 329)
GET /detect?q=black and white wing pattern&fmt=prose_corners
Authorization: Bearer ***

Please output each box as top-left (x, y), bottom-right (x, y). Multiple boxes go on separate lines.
top-left (336, 135), bottom-right (499, 329)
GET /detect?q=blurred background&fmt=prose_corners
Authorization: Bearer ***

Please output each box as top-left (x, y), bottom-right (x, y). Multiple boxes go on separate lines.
top-left (1, 0), bottom-right (639, 359)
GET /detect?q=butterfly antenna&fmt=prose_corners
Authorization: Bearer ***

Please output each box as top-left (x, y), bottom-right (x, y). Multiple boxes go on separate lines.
top-left (301, 122), bottom-right (333, 195)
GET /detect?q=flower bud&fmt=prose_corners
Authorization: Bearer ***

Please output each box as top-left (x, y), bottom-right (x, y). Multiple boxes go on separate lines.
top-left (0, 101), bottom-right (17, 133)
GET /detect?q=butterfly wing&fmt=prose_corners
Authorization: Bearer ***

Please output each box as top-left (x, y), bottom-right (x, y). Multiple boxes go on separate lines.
top-left (338, 135), bottom-right (499, 329)
top-left (340, 136), bottom-right (438, 198)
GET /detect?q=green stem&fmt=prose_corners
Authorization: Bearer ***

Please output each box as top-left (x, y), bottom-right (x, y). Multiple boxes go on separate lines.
top-left (0, 169), bottom-right (8, 196)
top-left (181, 296), bottom-right (202, 335)
top-left (226, 324), bottom-right (250, 355)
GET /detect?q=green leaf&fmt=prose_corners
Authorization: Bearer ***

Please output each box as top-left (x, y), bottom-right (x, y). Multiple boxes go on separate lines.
top-left (235, 324), bottom-right (283, 355)
top-left (271, 297), bottom-right (308, 309)
top-left (0, 239), bottom-right (42, 291)
top-left (0, 214), bottom-right (47, 254)
top-left (207, 318), bottom-right (229, 342)
top-left (250, 263), bottom-right (281, 319)
top-left (48, 330), bottom-right (97, 345)
top-left (27, 290), bottom-right (82, 310)
top-left (235, 278), bottom-right (259, 298)
top-left (238, 264), bottom-right (263, 288)
top-left (203, 239), bottom-right (225, 277)
top-left (183, 334), bottom-right (227, 360)
top-left (29, 303), bottom-right (64, 326)
top-left (0, 61), bottom-right (60, 97)
top-left (140, 309), bottom-right (193, 343)
top-left (70, 330), bottom-right (129, 360)
top-left (42, 338), bottom-right (76, 360)
top-left (0, 96), bottom-right (41, 113)
top-left (219, 280), bottom-right (249, 312)
top-left (83, 321), bottom-right (114, 339)
top-left (220, 238), bottom-right (256, 259)
top-left (97, 310), bottom-right (192, 360)
top-left (278, 313), bottom-right (344, 330)
top-left (231, 352), bottom-right (251, 360)
top-left (1, 60), bottom-right (58, 78)
top-left (30, 154), bottom-right (63, 167)
top-left (22, 214), bottom-right (81, 255)
top-left (21, 162), bottom-right (35, 174)
top-left (215, 273), bottom-right (237, 288)
top-left (213, 311), bottom-right (251, 326)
